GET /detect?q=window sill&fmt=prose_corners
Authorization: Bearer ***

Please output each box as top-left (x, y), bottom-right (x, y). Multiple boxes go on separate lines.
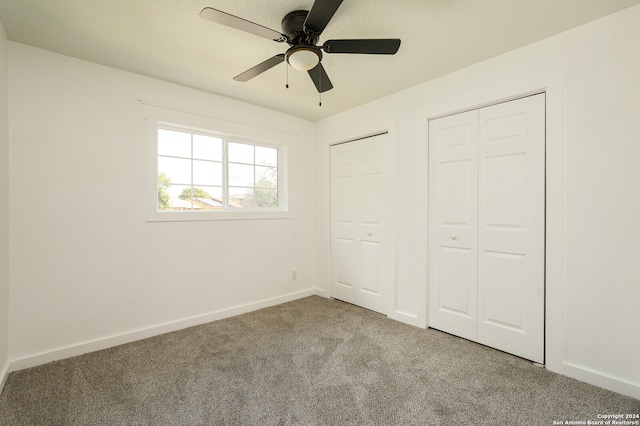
top-left (147, 210), bottom-right (292, 222)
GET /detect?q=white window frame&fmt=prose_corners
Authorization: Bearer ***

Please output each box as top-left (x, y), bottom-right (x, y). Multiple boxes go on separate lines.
top-left (143, 102), bottom-right (292, 222)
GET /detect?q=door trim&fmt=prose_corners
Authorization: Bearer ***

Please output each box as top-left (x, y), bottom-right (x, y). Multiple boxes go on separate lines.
top-left (427, 90), bottom-right (546, 122)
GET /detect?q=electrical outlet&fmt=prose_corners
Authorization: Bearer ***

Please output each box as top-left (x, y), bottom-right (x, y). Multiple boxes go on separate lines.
top-left (292, 270), bottom-right (297, 280)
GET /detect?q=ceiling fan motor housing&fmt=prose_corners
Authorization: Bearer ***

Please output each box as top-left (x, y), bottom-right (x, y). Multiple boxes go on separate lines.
top-left (282, 10), bottom-right (318, 45)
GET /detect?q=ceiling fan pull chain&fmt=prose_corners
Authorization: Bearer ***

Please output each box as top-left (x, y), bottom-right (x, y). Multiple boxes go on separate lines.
top-left (286, 63), bottom-right (289, 89)
top-left (319, 66), bottom-right (322, 106)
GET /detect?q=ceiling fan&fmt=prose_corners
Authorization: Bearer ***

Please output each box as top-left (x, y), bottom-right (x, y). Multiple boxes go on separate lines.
top-left (200, 0), bottom-right (401, 93)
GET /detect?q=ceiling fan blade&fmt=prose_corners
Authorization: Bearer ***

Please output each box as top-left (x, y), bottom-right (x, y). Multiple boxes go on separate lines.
top-left (303, 0), bottom-right (344, 35)
top-left (200, 7), bottom-right (287, 42)
top-left (323, 39), bottom-right (401, 54)
top-left (233, 54), bottom-right (285, 82)
top-left (307, 63), bottom-right (333, 93)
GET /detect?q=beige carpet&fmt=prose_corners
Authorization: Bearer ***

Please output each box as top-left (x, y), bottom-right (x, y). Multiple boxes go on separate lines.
top-left (1, 296), bottom-right (638, 425)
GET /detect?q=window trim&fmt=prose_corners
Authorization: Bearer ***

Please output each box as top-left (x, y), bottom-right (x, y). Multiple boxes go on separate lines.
top-left (143, 102), bottom-right (293, 222)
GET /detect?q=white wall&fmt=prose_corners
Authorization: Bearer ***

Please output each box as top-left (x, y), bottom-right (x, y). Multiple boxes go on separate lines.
top-left (317, 5), bottom-right (640, 399)
top-left (0, 21), bottom-right (10, 390)
top-left (7, 43), bottom-right (318, 368)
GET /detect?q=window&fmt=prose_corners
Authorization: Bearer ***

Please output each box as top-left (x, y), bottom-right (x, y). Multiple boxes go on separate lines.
top-left (157, 127), bottom-right (281, 212)
top-left (142, 100), bottom-right (291, 222)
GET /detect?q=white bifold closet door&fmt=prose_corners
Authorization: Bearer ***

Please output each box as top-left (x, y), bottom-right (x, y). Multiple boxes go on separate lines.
top-left (330, 134), bottom-right (389, 315)
top-left (428, 94), bottom-right (545, 363)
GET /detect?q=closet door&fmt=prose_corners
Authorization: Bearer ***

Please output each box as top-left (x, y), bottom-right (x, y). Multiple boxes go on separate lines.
top-left (428, 110), bottom-right (479, 341)
top-left (330, 134), bottom-right (389, 314)
top-left (477, 94), bottom-right (545, 363)
top-left (428, 94), bottom-right (545, 363)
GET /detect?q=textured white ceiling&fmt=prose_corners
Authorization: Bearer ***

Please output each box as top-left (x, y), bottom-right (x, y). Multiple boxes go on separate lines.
top-left (1, 0), bottom-right (639, 121)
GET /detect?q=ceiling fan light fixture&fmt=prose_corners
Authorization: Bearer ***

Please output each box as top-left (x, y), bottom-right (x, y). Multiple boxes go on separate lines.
top-left (286, 46), bottom-right (321, 71)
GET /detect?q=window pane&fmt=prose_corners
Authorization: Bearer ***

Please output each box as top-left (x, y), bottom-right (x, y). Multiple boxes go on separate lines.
top-left (158, 129), bottom-right (191, 158)
top-left (157, 181), bottom-right (171, 211)
top-left (255, 146), bottom-right (277, 167)
top-left (228, 187), bottom-right (253, 209)
top-left (161, 184), bottom-right (194, 211)
top-left (193, 134), bottom-right (222, 161)
top-left (158, 156), bottom-right (191, 184)
top-left (229, 163), bottom-right (254, 187)
top-left (166, 184), bottom-right (189, 200)
top-left (190, 186), bottom-right (223, 210)
top-left (193, 160), bottom-right (222, 186)
top-left (203, 186), bottom-right (223, 201)
top-left (253, 188), bottom-right (278, 208)
top-left (177, 186), bottom-right (216, 201)
top-left (228, 142), bottom-right (254, 164)
top-left (255, 166), bottom-right (277, 188)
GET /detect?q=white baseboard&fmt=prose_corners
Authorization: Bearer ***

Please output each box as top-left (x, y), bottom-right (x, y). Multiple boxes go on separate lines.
top-left (313, 287), bottom-right (327, 297)
top-left (560, 361), bottom-right (640, 400)
top-left (0, 361), bottom-right (9, 396)
top-left (8, 289), bottom-right (317, 374)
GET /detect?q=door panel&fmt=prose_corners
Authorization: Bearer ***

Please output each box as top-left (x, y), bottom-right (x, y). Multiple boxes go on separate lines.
top-left (477, 94), bottom-right (545, 363)
top-left (335, 237), bottom-right (356, 289)
top-left (485, 153), bottom-right (527, 228)
top-left (482, 251), bottom-right (526, 331)
top-left (439, 160), bottom-right (474, 226)
top-left (360, 240), bottom-right (381, 295)
top-left (331, 135), bottom-right (389, 314)
top-left (437, 246), bottom-right (474, 316)
top-left (331, 143), bottom-right (358, 303)
top-left (360, 173), bottom-right (381, 223)
top-left (428, 110), bottom-right (479, 341)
